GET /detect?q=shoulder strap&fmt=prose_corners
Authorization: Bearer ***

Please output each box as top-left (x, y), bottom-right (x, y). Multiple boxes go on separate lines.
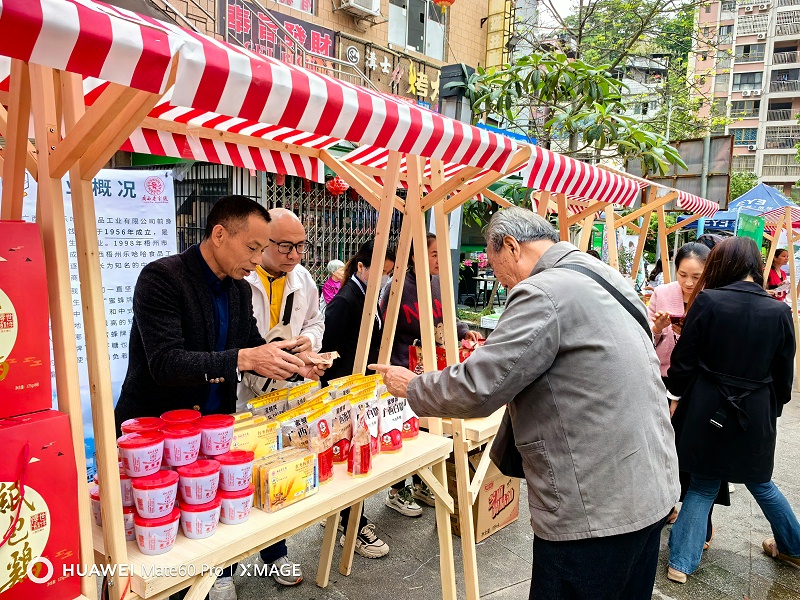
top-left (282, 291), bottom-right (295, 326)
top-left (554, 263), bottom-right (652, 341)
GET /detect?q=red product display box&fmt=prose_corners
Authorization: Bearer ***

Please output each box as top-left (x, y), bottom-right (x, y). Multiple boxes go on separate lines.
top-left (0, 410), bottom-right (81, 600)
top-left (0, 221), bottom-right (51, 419)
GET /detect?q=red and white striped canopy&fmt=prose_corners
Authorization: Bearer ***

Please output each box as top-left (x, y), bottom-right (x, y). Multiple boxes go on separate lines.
top-left (521, 146), bottom-right (644, 208)
top-left (0, 0), bottom-right (518, 173)
top-left (762, 206), bottom-right (800, 226)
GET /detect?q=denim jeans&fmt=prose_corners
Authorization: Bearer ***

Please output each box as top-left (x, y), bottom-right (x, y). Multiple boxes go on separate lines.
top-left (669, 475), bottom-right (800, 574)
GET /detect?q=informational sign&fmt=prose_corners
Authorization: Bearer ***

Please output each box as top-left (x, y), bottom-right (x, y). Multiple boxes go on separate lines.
top-left (736, 213), bottom-right (765, 246)
top-left (1, 169), bottom-right (177, 480)
top-left (221, 0), bottom-right (335, 60)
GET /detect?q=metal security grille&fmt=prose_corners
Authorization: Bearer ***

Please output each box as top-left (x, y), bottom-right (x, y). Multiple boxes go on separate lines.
top-left (128, 162), bottom-right (402, 284)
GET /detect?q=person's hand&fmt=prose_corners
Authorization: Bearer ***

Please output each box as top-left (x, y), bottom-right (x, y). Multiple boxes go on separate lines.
top-left (669, 400), bottom-right (679, 418)
top-left (297, 363), bottom-right (326, 381)
top-left (651, 311), bottom-right (671, 335)
top-left (464, 330), bottom-right (484, 342)
top-left (368, 364), bottom-right (416, 398)
top-left (671, 322), bottom-right (683, 336)
top-left (290, 335), bottom-right (313, 355)
top-left (767, 289), bottom-right (777, 296)
top-left (238, 340), bottom-right (306, 380)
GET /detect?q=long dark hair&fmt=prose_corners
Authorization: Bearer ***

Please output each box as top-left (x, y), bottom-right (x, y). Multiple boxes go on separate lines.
top-left (344, 239), bottom-right (397, 282)
top-left (689, 237), bottom-right (764, 305)
top-left (675, 242), bottom-right (710, 270)
top-left (409, 233), bottom-right (437, 273)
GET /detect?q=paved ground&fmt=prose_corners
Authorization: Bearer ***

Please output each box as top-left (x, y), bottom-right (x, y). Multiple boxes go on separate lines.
top-left (226, 390), bottom-right (800, 600)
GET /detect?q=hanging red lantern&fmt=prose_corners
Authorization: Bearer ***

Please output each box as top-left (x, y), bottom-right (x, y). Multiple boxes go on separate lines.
top-left (325, 176), bottom-right (350, 196)
top-left (303, 178), bottom-right (312, 193)
top-left (275, 173), bottom-right (286, 186)
top-left (433, 0), bottom-right (455, 11)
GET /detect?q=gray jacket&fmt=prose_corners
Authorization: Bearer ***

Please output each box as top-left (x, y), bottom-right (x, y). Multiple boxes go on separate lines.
top-left (407, 242), bottom-right (680, 541)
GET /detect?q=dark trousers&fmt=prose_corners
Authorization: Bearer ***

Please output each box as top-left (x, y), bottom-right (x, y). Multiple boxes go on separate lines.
top-left (340, 506), bottom-right (369, 531)
top-left (529, 516), bottom-right (667, 600)
top-left (390, 473), bottom-right (422, 491)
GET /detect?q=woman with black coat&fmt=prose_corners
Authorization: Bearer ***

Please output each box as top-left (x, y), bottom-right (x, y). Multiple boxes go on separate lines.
top-left (665, 237), bottom-right (800, 583)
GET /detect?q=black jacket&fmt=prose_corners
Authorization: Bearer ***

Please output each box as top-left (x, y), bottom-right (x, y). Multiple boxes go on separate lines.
top-left (115, 246), bottom-right (265, 430)
top-left (667, 281), bottom-right (795, 483)
top-left (320, 276), bottom-right (381, 384)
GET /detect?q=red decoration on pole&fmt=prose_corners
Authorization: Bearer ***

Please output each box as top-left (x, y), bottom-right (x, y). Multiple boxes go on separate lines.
top-left (433, 0), bottom-right (455, 11)
top-left (325, 176), bottom-right (349, 195)
top-left (303, 178), bottom-right (312, 193)
top-left (275, 173), bottom-right (286, 186)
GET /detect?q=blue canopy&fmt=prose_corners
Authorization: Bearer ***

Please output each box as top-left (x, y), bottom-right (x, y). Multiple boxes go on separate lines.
top-left (678, 183), bottom-right (794, 231)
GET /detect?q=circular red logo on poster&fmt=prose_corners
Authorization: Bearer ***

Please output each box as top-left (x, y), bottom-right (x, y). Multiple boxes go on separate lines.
top-left (144, 177), bottom-right (165, 196)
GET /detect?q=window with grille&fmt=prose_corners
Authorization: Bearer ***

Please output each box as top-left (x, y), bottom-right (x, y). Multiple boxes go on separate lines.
top-left (721, 1), bottom-right (736, 11)
top-left (732, 128), bottom-right (758, 145)
top-left (732, 155), bottom-right (756, 172)
top-left (732, 71), bottom-right (763, 90)
top-left (737, 15), bottom-right (769, 35)
top-left (731, 100), bottom-right (760, 117)
top-left (735, 43), bottom-right (765, 62)
top-left (765, 125), bottom-right (800, 149)
top-left (717, 53), bottom-right (732, 69)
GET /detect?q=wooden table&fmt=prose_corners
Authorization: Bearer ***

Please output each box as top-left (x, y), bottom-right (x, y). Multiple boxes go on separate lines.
top-left (92, 433), bottom-right (455, 600)
top-left (473, 276), bottom-right (500, 308)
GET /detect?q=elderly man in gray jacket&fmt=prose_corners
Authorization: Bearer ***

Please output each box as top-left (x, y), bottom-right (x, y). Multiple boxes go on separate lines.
top-left (372, 207), bottom-right (679, 599)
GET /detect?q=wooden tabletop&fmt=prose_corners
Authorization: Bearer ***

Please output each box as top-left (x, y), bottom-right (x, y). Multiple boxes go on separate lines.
top-left (92, 432), bottom-right (453, 598)
top-left (421, 409), bottom-right (504, 444)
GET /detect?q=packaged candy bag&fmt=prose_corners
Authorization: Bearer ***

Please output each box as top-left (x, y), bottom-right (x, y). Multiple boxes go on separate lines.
top-left (459, 338), bottom-right (486, 363)
top-left (347, 409), bottom-right (372, 477)
top-left (351, 397), bottom-right (380, 456)
top-left (307, 409), bottom-right (335, 483)
top-left (325, 399), bottom-right (352, 463)
top-left (378, 394), bottom-right (404, 453)
top-left (408, 339), bottom-right (447, 374)
top-left (401, 398), bottom-right (420, 440)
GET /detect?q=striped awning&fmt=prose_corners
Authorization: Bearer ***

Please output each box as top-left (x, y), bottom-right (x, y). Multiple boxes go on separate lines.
top-left (521, 146), bottom-right (644, 207)
top-left (762, 206), bottom-right (800, 226)
top-left (0, 0), bottom-right (518, 173)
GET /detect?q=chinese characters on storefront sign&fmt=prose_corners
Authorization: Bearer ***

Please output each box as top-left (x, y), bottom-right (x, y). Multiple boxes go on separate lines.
top-left (222, 0), bottom-right (335, 60)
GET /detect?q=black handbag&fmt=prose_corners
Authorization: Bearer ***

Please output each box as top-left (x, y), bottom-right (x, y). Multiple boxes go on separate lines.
top-left (490, 263), bottom-right (652, 478)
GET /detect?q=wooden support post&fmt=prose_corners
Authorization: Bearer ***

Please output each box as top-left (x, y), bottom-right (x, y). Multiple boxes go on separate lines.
top-left (566, 201), bottom-right (609, 227)
top-left (614, 191), bottom-right (677, 229)
top-left (631, 210), bottom-right (653, 283)
top-left (420, 165), bottom-right (483, 210)
top-left (578, 213), bottom-right (594, 252)
top-left (1, 60), bottom-right (33, 220)
top-left (784, 207), bottom-right (800, 393)
top-left (481, 189), bottom-right (513, 209)
top-left (764, 231), bottom-right (778, 286)
top-left (377, 217), bottom-right (413, 364)
top-left (338, 500), bottom-right (362, 576)
top-left (666, 213), bottom-right (703, 235)
top-left (29, 64), bottom-right (99, 600)
top-left (317, 512), bottom-right (340, 587)
top-left (407, 154), bottom-right (456, 600)
top-left (352, 151), bottom-right (401, 374)
top-left (605, 207), bottom-right (619, 271)
top-left (59, 71), bottom-right (127, 599)
top-left (536, 191), bottom-right (551, 217)
top-left (657, 205), bottom-right (671, 283)
top-left (556, 193), bottom-right (570, 242)
top-left (319, 150), bottom-right (405, 211)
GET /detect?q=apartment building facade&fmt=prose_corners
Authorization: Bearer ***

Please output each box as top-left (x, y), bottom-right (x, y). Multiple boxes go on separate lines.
top-left (691, 0), bottom-right (800, 198)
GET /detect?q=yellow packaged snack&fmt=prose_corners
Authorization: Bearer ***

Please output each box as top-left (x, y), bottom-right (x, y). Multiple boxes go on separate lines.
top-left (231, 419), bottom-right (281, 458)
top-left (261, 450), bottom-right (318, 512)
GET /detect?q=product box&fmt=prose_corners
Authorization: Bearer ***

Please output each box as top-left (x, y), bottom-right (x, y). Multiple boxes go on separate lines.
top-left (0, 221), bottom-right (51, 419)
top-left (0, 410), bottom-right (81, 599)
top-left (446, 448), bottom-right (520, 542)
top-left (231, 419), bottom-right (281, 458)
top-left (258, 450), bottom-right (318, 512)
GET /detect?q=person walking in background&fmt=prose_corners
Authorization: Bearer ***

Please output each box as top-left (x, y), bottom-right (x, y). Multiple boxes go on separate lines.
top-left (384, 233), bottom-right (482, 516)
top-left (372, 207), bottom-right (679, 599)
top-left (319, 239), bottom-right (395, 559)
top-left (665, 237), bottom-right (800, 583)
top-left (320, 259), bottom-right (345, 314)
top-left (767, 248), bottom-right (789, 302)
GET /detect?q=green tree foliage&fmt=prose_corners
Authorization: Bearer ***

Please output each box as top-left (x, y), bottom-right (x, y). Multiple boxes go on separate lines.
top-left (730, 171), bottom-right (758, 202)
top-left (457, 51), bottom-right (686, 175)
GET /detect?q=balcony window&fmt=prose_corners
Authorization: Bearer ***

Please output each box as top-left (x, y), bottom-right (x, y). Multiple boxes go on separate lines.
top-left (732, 155), bottom-right (757, 172)
top-left (765, 125), bottom-right (800, 149)
top-left (732, 128), bottom-right (758, 146)
top-left (735, 44), bottom-right (765, 63)
top-left (389, 0), bottom-right (446, 61)
top-left (715, 72), bottom-right (730, 91)
top-left (731, 100), bottom-right (760, 118)
top-left (737, 15), bottom-right (769, 36)
top-left (762, 154), bottom-right (800, 176)
top-left (777, 11), bottom-right (800, 37)
top-left (732, 71), bottom-right (763, 91)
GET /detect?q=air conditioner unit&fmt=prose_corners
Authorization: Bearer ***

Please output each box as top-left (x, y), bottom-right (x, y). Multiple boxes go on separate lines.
top-left (745, 5), bottom-right (753, 11)
top-left (747, 144), bottom-right (757, 151)
top-left (339, 0), bottom-right (381, 17)
top-left (753, 89), bottom-right (762, 96)
top-left (757, 33), bottom-right (766, 40)
top-left (759, 2), bottom-right (770, 8)
top-left (742, 90), bottom-right (752, 96)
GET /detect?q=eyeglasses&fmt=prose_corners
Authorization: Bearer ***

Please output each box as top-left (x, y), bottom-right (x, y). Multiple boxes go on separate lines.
top-left (270, 239), bottom-right (308, 255)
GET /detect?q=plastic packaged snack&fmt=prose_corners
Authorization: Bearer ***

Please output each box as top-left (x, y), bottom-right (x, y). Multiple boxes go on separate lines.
top-left (347, 408), bottom-right (372, 477)
top-left (378, 394), bottom-right (404, 453)
top-left (402, 398), bottom-right (420, 440)
top-left (260, 449), bottom-right (318, 512)
top-left (307, 408), bottom-right (335, 482)
top-left (324, 398), bottom-right (352, 463)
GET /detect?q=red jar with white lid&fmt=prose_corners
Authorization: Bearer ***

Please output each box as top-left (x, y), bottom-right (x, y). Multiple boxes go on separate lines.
top-left (162, 423), bottom-right (202, 466)
top-left (216, 450), bottom-right (255, 491)
top-left (176, 459), bottom-right (220, 505)
top-left (218, 484), bottom-right (254, 525)
top-left (179, 496), bottom-right (222, 540)
top-left (197, 415), bottom-right (235, 456)
top-left (130, 470), bottom-right (179, 518)
top-left (118, 431), bottom-right (165, 477)
top-left (134, 508), bottom-right (180, 556)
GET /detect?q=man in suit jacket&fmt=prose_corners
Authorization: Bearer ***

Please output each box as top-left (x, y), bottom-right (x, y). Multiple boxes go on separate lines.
top-left (372, 207), bottom-right (680, 600)
top-left (115, 195), bottom-right (316, 599)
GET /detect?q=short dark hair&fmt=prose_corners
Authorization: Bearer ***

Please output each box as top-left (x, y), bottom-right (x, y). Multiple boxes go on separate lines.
top-left (696, 233), bottom-right (725, 250)
top-left (690, 237), bottom-right (764, 304)
top-left (675, 242), bottom-right (710, 270)
top-left (204, 195), bottom-right (270, 239)
top-left (409, 233), bottom-right (437, 273)
top-left (344, 239), bottom-right (397, 282)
